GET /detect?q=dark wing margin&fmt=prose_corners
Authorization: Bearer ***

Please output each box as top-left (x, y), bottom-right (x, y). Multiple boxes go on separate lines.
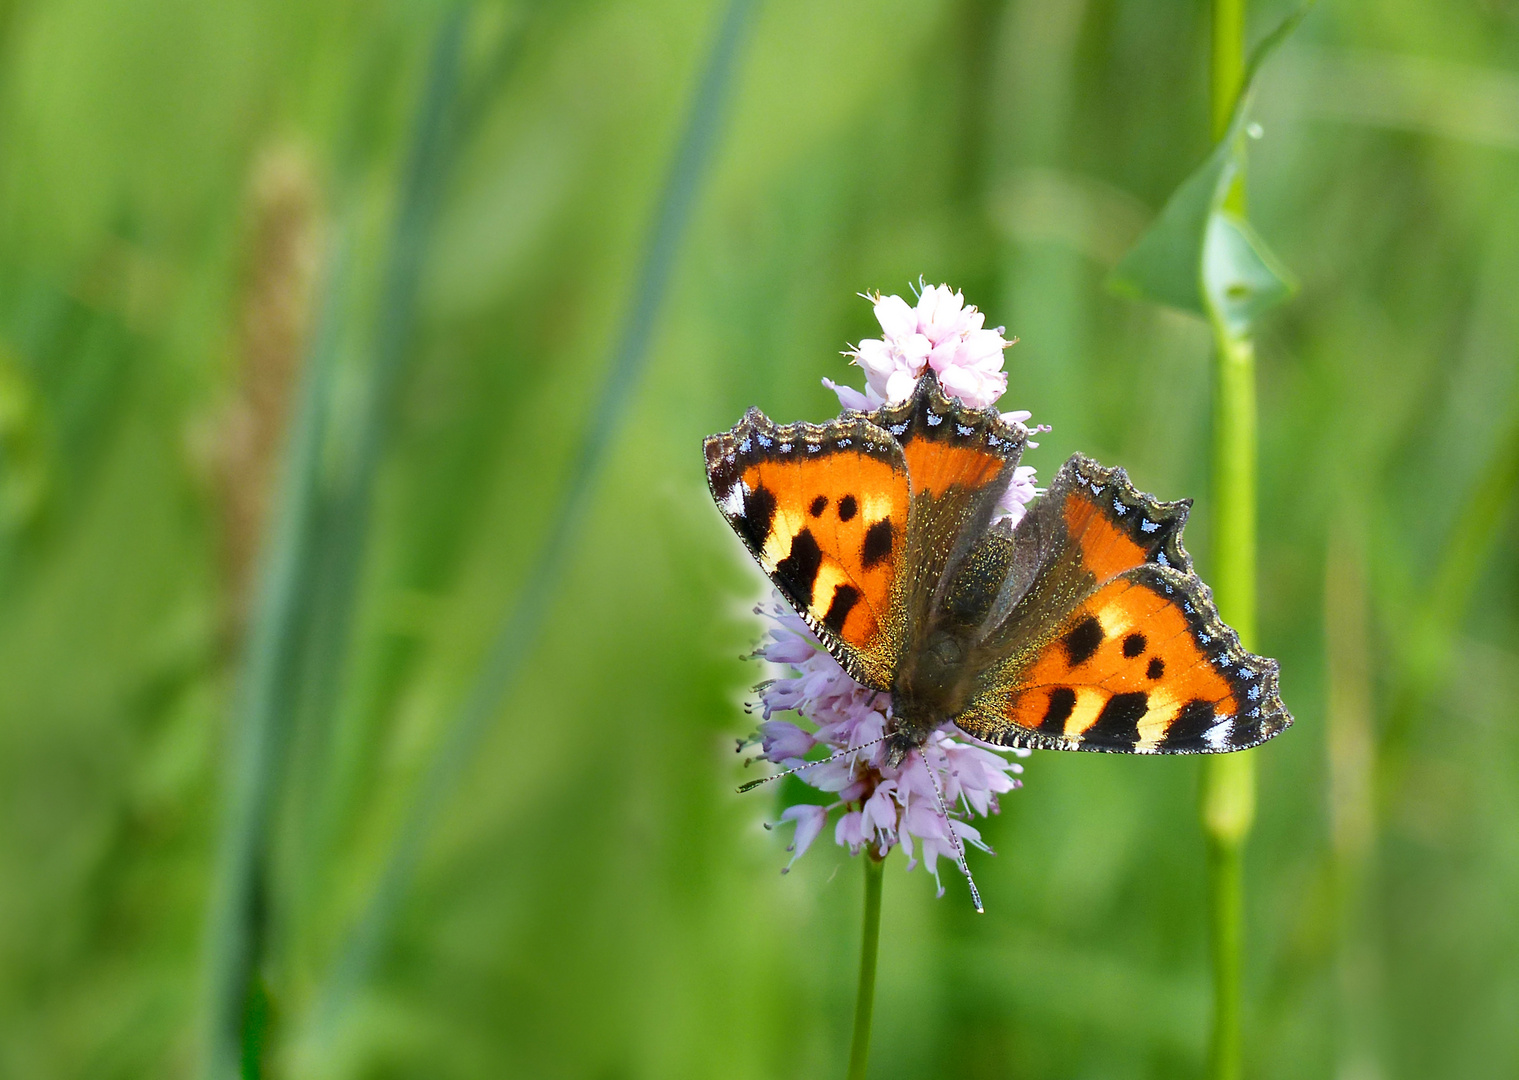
top-left (1045, 452), bottom-right (1195, 579)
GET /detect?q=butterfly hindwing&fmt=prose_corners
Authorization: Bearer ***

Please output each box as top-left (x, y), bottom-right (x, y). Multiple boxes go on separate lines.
top-left (705, 409), bottom-right (910, 690)
top-left (954, 454), bottom-right (1291, 753)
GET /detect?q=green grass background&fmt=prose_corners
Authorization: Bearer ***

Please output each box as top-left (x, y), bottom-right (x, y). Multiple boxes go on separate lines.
top-left (0, 0), bottom-right (1516, 1077)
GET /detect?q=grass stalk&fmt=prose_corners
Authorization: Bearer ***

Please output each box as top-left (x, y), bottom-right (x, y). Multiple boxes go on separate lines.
top-left (1200, 1), bottom-right (1257, 1078)
top-left (201, 12), bottom-right (467, 1078)
top-left (1377, 398), bottom-right (1519, 793)
top-left (283, 4), bottom-right (467, 897)
top-left (200, 231), bottom-right (348, 1080)
top-left (309, 0), bottom-right (758, 1034)
top-left (846, 856), bottom-right (885, 1080)
top-left (1325, 516), bottom-right (1383, 1079)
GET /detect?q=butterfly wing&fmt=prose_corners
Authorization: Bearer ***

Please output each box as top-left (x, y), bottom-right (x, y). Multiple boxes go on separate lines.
top-left (952, 454), bottom-right (1292, 753)
top-left (867, 375), bottom-right (1029, 655)
top-left (705, 409), bottom-right (912, 690)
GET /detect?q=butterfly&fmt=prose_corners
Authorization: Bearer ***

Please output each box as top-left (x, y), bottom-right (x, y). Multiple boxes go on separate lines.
top-left (705, 372), bottom-right (1291, 767)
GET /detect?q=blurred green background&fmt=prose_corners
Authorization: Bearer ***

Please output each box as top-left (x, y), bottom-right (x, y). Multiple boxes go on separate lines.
top-left (1, 0), bottom-right (1517, 1077)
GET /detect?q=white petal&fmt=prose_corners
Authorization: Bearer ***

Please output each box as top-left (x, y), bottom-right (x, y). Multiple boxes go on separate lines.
top-left (782, 804), bottom-right (828, 868)
top-left (925, 338), bottom-right (960, 372)
top-left (961, 328), bottom-right (1008, 368)
top-left (852, 338), bottom-right (896, 378)
top-left (918, 285), bottom-right (966, 342)
top-left (873, 294), bottom-right (917, 340)
top-left (822, 378), bottom-right (871, 412)
top-left (884, 368), bottom-right (919, 402)
top-left (899, 333), bottom-right (933, 364)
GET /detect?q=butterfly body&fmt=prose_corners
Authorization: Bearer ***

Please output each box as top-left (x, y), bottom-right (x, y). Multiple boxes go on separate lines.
top-left (706, 373), bottom-right (1290, 761)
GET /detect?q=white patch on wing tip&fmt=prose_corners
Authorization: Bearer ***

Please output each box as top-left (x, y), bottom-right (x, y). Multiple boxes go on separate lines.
top-left (719, 479), bottom-right (749, 517)
top-left (1204, 719), bottom-right (1233, 750)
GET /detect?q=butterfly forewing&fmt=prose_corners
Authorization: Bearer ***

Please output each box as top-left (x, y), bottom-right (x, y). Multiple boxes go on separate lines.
top-left (705, 409), bottom-right (910, 689)
top-left (867, 378), bottom-right (1028, 647)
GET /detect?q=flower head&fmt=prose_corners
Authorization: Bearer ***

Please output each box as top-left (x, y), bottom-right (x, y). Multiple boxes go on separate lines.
top-left (747, 597), bottom-right (1029, 896)
top-left (742, 283), bottom-right (1044, 898)
top-left (828, 282), bottom-right (1014, 411)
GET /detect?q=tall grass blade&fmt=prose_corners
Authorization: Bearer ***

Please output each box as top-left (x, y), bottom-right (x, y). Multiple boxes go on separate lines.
top-left (281, 5), bottom-right (469, 897)
top-left (200, 11), bottom-right (468, 1078)
top-left (310, 0), bottom-right (759, 1032)
top-left (1325, 515), bottom-right (1384, 1080)
top-left (1378, 396), bottom-right (1519, 793)
top-left (199, 233), bottom-right (351, 1080)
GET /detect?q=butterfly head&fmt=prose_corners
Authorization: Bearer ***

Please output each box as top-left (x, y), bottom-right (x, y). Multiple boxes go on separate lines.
top-left (881, 730), bottom-right (919, 769)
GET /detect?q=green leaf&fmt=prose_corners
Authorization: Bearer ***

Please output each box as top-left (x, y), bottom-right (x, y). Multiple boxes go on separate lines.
top-left (1107, 149), bottom-right (1230, 318)
top-left (1203, 212), bottom-right (1297, 337)
top-left (1106, 2), bottom-right (1311, 333)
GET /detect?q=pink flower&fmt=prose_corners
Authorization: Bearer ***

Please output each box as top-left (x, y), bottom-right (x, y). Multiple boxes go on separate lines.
top-left (827, 282), bottom-right (1046, 529)
top-left (830, 282), bottom-right (1016, 411)
top-left (740, 282), bottom-right (1040, 904)
top-left (995, 464), bottom-right (1040, 528)
top-left (742, 595), bottom-right (1029, 898)
top-left (775, 804), bottom-right (827, 872)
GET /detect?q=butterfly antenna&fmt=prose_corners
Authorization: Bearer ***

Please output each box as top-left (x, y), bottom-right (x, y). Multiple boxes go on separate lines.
top-left (924, 749), bottom-right (984, 913)
top-left (737, 737), bottom-right (887, 794)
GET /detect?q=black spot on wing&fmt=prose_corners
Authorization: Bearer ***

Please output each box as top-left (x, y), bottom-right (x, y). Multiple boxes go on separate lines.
top-left (1158, 699), bottom-right (1216, 750)
top-left (862, 517), bottom-right (894, 569)
top-left (775, 528), bottom-right (823, 604)
top-left (822, 583), bottom-right (861, 634)
top-left (736, 485), bottom-right (777, 551)
top-left (809, 495), bottom-right (827, 517)
top-left (1146, 657), bottom-right (1166, 680)
top-left (1064, 615), bottom-right (1103, 667)
top-left (1039, 687), bottom-right (1076, 735)
top-left (1122, 563), bottom-right (1294, 752)
top-left (1085, 691), bottom-right (1148, 749)
top-left (838, 494), bottom-right (858, 521)
top-left (1123, 632), bottom-right (1147, 658)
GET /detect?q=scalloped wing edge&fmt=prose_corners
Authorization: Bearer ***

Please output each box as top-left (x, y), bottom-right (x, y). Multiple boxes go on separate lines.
top-left (1056, 452), bottom-right (1196, 576)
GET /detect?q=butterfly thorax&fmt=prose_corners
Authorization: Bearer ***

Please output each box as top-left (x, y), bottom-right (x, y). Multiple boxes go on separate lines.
top-left (885, 627), bottom-right (979, 765)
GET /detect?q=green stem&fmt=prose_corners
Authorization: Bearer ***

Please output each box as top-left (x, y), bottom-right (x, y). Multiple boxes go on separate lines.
top-left (1209, 331), bottom-right (1257, 644)
top-left (1202, 2), bottom-right (1256, 1079)
top-left (1210, 0), bottom-right (1245, 142)
top-left (1206, 835), bottom-right (1245, 1080)
top-left (846, 856), bottom-right (884, 1080)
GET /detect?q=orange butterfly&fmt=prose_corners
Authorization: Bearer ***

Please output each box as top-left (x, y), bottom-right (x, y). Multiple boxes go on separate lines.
top-left (706, 373), bottom-right (1291, 767)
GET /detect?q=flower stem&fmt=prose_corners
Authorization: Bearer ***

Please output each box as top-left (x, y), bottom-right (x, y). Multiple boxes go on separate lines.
top-left (1202, 1), bottom-right (1257, 1078)
top-left (846, 855), bottom-right (885, 1080)
top-left (1203, 789), bottom-right (1249, 1079)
